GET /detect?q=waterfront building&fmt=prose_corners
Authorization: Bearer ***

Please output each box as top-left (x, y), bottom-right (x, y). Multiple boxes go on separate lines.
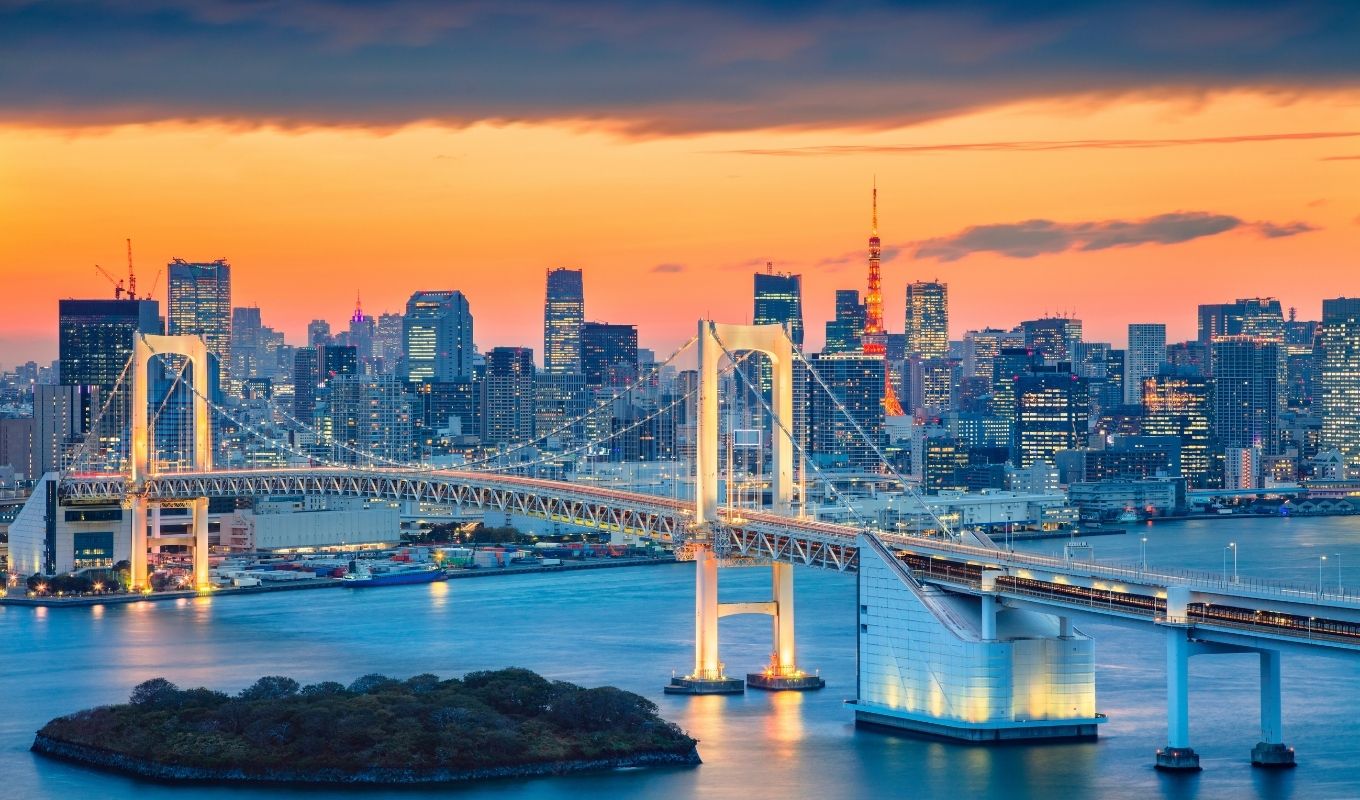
top-left (1068, 478), bottom-right (1182, 520)
top-left (1224, 446), bottom-right (1264, 490)
top-left (544, 268), bottom-right (585, 375)
top-left (904, 281), bottom-right (948, 359)
top-left (1319, 297), bottom-right (1360, 478)
top-left (1211, 336), bottom-right (1280, 458)
top-left (825, 289), bottom-right (865, 354)
top-left (403, 290), bottom-right (475, 383)
top-left (581, 322), bottom-right (638, 387)
top-left (1124, 323), bottom-right (1166, 405)
top-left (1014, 368), bottom-right (1089, 468)
top-left (166, 259), bottom-right (232, 365)
top-left (481, 346), bottom-right (536, 447)
top-left (1142, 372), bottom-right (1212, 488)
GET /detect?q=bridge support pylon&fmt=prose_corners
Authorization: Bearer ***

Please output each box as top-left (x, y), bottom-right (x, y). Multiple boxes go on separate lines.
top-left (747, 562), bottom-right (825, 691)
top-left (1250, 649), bottom-right (1295, 768)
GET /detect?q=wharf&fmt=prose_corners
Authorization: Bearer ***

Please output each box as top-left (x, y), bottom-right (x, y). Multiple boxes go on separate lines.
top-left (0, 556), bottom-right (677, 608)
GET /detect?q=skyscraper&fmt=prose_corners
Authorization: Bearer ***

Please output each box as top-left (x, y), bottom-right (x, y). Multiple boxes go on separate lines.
top-left (58, 298), bottom-right (162, 388)
top-left (753, 267), bottom-right (804, 346)
top-left (348, 294), bottom-right (375, 365)
top-left (1124, 323), bottom-right (1167, 405)
top-left (481, 347), bottom-right (536, 446)
top-left (544, 268), bottom-right (585, 375)
top-left (307, 319), bottom-right (332, 347)
top-left (1021, 317), bottom-right (1081, 362)
top-left (1014, 368), bottom-right (1089, 468)
top-left (825, 290), bottom-right (865, 354)
top-left (904, 281), bottom-right (948, 359)
top-left (1143, 371), bottom-right (1212, 488)
top-left (862, 181), bottom-right (905, 416)
top-left (403, 291), bottom-right (474, 383)
top-left (807, 352), bottom-right (885, 469)
top-left (373, 312), bottom-right (405, 373)
top-left (962, 329), bottom-right (1004, 381)
top-left (1211, 336), bottom-right (1280, 456)
top-left (324, 374), bottom-right (413, 464)
top-left (1319, 297), bottom-right (1360, 478)
top-left (166, 259), bottom-right (232, 364)
top-left (292, 348), bottom-right (318, 423)
top-left (580, 322), bottom-right (638, 387)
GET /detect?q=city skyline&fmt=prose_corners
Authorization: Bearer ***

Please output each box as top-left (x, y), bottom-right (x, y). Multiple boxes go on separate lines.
top-left (3, 3), bottom-right (1359, 366)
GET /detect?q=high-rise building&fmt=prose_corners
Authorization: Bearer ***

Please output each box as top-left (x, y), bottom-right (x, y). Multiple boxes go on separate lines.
top-left (230, 306), bottom-right (264, 390)
top-left (324, 374), bottom-right (413, 464)
top-left (58, 299), bottom-right (162, 388)
top-left (373, 312), bottom-right (404, 373)
top-left (753, 267), bottom-right (804, 346)
top-left (1198, 298), bottom-right (1285, 346)
top-left (1014, 368), bottom-right (1089, 468)
top-left (1319, 297), bottom-right (1360, 478)
top-left (806, 352), bottom-right (885, 469)
top-left (292, 348), bottom-right (318, 423)
top-left (962, 329), bottom-right (1005, 381)
top-left (534, 372), bottom-right (589, 448)
top-left (580, 322), bottom-right (638, 387)
top-left (904, 281), bottom-right (948, 359)
top-left (1211, 336), bottom-right (1280, 457)
top-left (403, 291), bottom-right (475, 383)
top-left (1165, 341), bottom-right (1209, 377)
top-left (1124, 323), bottom-right (1166, 405)
top-left (307, 319), bottom-right (332, 347)
top-left (907, 355), bottom-right (955, 415)
top-left (1142, 372), bottom-right (1212, 488)
top-left (544, 268), bottom-right (585, 375)
top-left (166, 259), bottom-right (232, 364)
top-left (320, 345), bottom-right (358, 380)
top-left (825, 290), bottom-right (865, 354)
top-left (1021, 317), bottom-right (1081, 362)
top-left (481, 347), bottom-right (536, 447)
top-left (348, 294), bottom-right (376, 365)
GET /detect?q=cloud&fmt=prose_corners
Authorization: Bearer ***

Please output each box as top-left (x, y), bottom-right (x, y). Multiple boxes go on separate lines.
top-left (651, 262), bottom-right (686, 273)
top-left (912, 211), bottom-right (1315, 262)
top-left (1323, 155), bottom-right (1360, 161)
top-left (725, 132), bottom-right (1360, 157)
top-left (2, 1), bottom-right (1360, 133)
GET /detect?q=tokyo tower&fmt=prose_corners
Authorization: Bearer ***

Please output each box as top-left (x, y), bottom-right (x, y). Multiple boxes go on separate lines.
top-left (863, 180), bottom-right (906, 416)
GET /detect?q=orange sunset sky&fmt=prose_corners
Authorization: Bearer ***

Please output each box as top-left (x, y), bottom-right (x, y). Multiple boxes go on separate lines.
top-left (2, 3), bottom-right (1358, 366)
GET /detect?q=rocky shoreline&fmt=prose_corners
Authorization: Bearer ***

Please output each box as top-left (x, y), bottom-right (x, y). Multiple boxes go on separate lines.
top-left (32, 734), bottom-right (701, 785)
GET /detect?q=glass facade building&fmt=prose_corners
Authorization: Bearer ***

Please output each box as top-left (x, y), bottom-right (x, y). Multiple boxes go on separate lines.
top-left (904, 281), bottom-right (948, 359)
top-left (544, 268), bottom-right (585, 375)
top-left (403, 290), bottom-right (474, 382)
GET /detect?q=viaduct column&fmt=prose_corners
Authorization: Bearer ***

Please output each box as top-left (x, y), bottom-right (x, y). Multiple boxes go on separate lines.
top-left (1251, 649), bottom-right (1295, 768)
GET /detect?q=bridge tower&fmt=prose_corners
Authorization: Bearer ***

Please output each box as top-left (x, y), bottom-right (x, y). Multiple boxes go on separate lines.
top-left (128, 334), bottom-right (214, 592)
top-left (666, 321), bottom-right (823, 695)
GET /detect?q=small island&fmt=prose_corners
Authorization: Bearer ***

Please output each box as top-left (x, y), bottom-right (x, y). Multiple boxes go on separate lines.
top-left (32, 668), bottom-right (700, 785)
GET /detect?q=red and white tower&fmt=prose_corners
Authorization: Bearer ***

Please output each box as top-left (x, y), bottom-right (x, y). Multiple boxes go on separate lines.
top-left (863, 180), bottom-right (906, 416)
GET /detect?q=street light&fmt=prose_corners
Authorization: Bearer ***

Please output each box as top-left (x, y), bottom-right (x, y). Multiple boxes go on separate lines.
top-left (1319, 555), bottom-right (1328, 596)
top-left (1336, 553), bottom-right (1343, 595)
top-left (1229, 541), bottom-right (1238, 584)
top-left (1140, 536), bottom-right (1148, 572)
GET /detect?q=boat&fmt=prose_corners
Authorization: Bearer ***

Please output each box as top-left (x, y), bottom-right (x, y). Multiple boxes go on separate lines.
top-left (341, 562), bottom-right (447, 587)
top-left (1116, 507), bottom-right (1141, 524)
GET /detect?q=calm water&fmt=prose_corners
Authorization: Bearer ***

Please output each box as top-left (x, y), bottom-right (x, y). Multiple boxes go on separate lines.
top-left (4, 516), bottom-right (1360, 800)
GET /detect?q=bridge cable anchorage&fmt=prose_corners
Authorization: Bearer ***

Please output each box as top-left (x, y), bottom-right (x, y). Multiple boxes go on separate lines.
top-left (707, 328), bottom-right (872, 530)
top-left (791, 342), bottom-right (959, 540)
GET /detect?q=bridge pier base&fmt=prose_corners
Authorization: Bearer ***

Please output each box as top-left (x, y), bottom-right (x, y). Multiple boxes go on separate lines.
top-left (747, 562), bottom-right (824, 691)
top-left (1155, 626), bottom-right (1201, 771)
top-left (191, 497), bottom-right (210, 590)
top-left (665, 547), bottom-right (744, 695)
top-left (1252, 649), bottom-right (1295, 768)
top-left (129, 496), bottom-right (149, 592)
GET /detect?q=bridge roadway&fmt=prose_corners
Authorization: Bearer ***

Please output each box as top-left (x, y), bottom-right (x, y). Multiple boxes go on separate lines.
top-left (61, 467), bottom-right (1360, 653)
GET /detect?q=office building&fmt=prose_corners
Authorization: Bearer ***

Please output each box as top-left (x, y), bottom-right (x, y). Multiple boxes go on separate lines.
top-left (581, 322), bottom-right (638, 387)
top-left (1211, 336), bottom-right (1280, 459)
top-left (1319, 297), bottom-right (1360, 478)
top-left (1022, 317), bottom-right (1081, 362)
top-left (374, 312), bottom-right (405, 373)
top-left (1142, 372), bottom-right (1212, 488)
top-left (166, 259), bottom-right (232, 364)
top-left (292, 348), bottom-right (318, 423)
top-left (825, 290), bottom-right (866, 354)
top-left (1014, 368), bottom-right (1089, 468)
top-left (1124, 323), bottom-right (1166, 405)
top-left (963, 329), bottom-right (1005, 381)
top-left (544, 268), bottom-right (585, 374)
top-left (753, 268), bottom-right (804, 346)
top-left (307, 319), bottom-right (332, 347)
top-left (324, 374), bottom-right (413, 464)
top-left (58, 299), bottom-right (162, 388)
top-left (481, 347), bottom-right (536, 447)
top-left (904, 281), bottom-right (948, 359)
top-left (807, 352), bottom-right (885, 469)
top-left (403, 290), bottom-right (475, 382)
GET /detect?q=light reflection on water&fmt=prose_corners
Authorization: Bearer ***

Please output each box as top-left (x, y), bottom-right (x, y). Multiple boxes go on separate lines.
top-left (1, 516), bottom-right (1358, 799)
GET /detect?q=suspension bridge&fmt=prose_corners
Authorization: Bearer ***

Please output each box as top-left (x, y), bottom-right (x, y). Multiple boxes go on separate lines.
top-left (14, 321), bottom-right (1360, 772)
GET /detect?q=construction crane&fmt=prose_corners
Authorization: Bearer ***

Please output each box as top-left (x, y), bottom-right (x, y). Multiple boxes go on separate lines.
top-left (94, 264), bottom-right (125, 299)
top-left (125, 238), bottom-right (137, 300)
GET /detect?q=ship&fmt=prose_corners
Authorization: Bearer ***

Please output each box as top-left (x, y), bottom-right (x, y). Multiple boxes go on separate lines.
top-left (341, 562), bottom-right (447, 588)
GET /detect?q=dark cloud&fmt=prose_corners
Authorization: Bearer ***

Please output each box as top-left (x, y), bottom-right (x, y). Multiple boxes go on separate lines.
top-left (2, 1), bottom-right (1360, 133)
top-left (651, 262), bottom-right (686, 273)
top-left (726, 132), bottom-right (1360, 157)
top-left (912, 211), bottom-right (1315, 262)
